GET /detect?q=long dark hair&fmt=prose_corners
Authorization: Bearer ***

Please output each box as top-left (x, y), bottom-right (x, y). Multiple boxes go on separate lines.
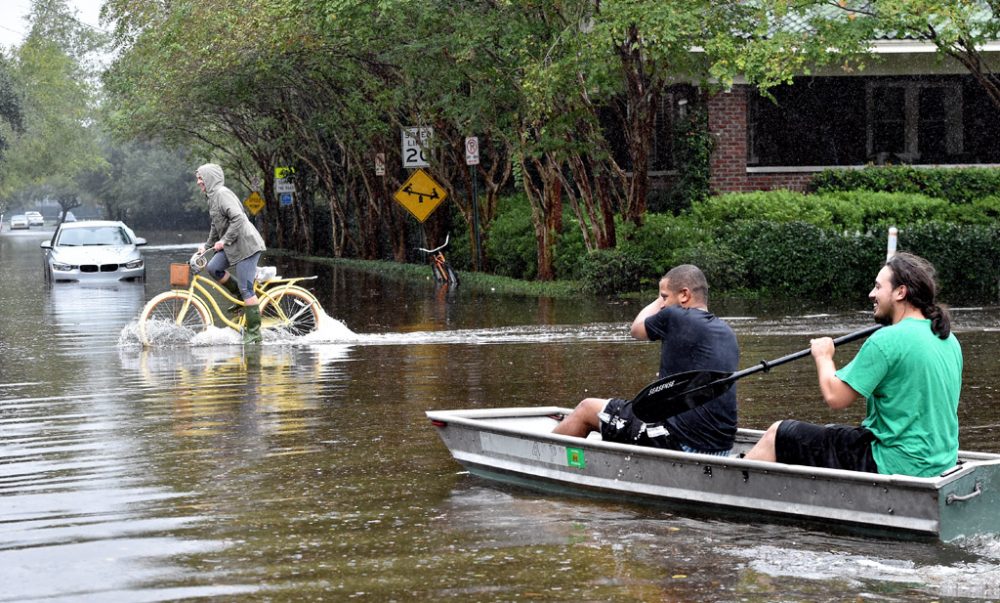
top-left (885, 252), bottom-right (951, 339)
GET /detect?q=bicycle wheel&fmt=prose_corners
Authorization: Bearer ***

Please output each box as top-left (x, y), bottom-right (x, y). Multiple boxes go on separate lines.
top-left (139, 291), bottom-right (213, 345)
top-left (431, 261), bottom-right (448, 284)
top-left (444, 262), bottom-right (459, 286)
top-left (259, 286), bottom-right (321, 336)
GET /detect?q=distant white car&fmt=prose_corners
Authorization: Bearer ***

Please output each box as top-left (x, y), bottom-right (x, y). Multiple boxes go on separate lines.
top-left (10, 214), bottom-right (29, 230)
top-left (40, 220), bottom-right (147, 282)
top-left (25, 211), bottom-right (44, 226)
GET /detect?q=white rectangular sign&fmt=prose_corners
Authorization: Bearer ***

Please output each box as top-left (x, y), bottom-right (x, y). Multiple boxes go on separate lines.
top-left (375, 153), bottom-right (385, 176)
top-left (275, 180), bottom-right (296, 194)
top-left (465, 136), bottom-right (479, 166)
top-left (402, 126), bottom-right (432, 168)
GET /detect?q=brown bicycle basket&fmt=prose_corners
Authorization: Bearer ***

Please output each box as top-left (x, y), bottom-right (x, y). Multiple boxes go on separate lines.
top-left (169, 263), bottom-right (190, 287)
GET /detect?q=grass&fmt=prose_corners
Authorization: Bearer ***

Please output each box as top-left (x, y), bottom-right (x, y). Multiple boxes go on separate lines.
top-left (288, 253), bottom-right (583, 298)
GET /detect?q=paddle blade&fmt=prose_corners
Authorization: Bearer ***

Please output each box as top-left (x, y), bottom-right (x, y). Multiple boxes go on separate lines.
top-left (629, 370), bottom-right (733, 424)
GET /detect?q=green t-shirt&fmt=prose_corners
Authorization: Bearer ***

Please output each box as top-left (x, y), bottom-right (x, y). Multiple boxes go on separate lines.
top-left (836, 318), bottom-right (962, 477)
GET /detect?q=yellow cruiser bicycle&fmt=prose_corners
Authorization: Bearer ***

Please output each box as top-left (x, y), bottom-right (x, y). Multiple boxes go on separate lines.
top-left (138, 251), bottom-right (322, 345)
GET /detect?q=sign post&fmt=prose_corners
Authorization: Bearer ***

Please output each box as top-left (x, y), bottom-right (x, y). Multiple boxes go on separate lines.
top-left (465, 136), bottom-right (483, 270)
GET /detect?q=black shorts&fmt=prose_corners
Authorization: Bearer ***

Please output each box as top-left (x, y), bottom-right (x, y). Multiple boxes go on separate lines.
top-left (775, 420), bottom-right (879, 473)
top-left (598, 398), bottom-right (682, 450)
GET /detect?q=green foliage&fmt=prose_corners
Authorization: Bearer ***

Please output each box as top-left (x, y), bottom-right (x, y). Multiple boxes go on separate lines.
top-left (662, 105), bottom-right (714, 213)
top-left (721, 220), bottom-right (885, 300)
top-left (897, 223), bottom-right (1000, 303)
top-left (484, 193), bottom-right (538, 280)
top-left (691, 190), bottom-right (836, 228)
top-left (691, 189), bottom-right (957, 233)
top-left (1, 3), bottom-right (105, 203)
top-left (553, 223), bottom-right (587, 281)
top-left (0, 58), bottom-right (24, 166)
top-left (808, 166), bottom-right (1000, 205)
top-left (617, 212), bottom-right (710, 277)
top-left (669, 242), bottom-right (748, 293)
top-left (579, 248), bottom-right (648, 295)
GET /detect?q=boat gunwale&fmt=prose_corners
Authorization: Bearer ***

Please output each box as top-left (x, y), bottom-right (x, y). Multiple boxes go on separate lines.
top-left (426, 406), bottom-right (1000, 488)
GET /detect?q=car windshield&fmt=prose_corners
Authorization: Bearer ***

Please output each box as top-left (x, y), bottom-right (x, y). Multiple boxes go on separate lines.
top-left (56, 227), bottom-right (131, 246)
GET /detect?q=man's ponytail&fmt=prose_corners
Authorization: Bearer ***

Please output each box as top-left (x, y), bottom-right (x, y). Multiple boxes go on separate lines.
top-left (926, 304), bottom-right (951, 340)
top-left (885, 253), bottom-right (951, 340)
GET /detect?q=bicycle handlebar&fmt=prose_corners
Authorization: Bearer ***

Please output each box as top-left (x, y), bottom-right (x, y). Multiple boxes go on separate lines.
top-left (417, 233), bottom-right (450, 254)
top-left (189, 249), bottom-right (209, 272)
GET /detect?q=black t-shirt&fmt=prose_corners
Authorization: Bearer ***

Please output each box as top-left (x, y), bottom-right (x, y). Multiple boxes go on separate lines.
top-left (644, 305), bottom-right (739, 451)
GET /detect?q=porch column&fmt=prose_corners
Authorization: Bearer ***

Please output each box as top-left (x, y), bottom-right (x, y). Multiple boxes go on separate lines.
top-left (707, 86), bottom-right (750, 193)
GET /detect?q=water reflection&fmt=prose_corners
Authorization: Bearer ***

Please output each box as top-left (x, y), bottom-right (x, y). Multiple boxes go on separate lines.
top-left (442, 482), bottom-right (1000, 600)
top-left (46, 281), bottom-right (146, 341)
top-left (5, 231), bottom-right (1000, 600)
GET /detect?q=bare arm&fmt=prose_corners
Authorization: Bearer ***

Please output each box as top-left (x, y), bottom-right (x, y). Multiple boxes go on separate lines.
top-left (630, 297), bottom-right (666, 340)
top-left (811, 337), bottom-right (860, 410)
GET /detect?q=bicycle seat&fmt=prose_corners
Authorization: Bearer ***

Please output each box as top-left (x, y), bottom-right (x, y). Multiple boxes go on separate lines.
top-left (255, 266), bottom-right (279, 282)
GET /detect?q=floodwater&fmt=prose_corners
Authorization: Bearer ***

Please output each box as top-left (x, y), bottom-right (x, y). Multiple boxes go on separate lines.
top-left (2, 226), bottom-right (1000, 602)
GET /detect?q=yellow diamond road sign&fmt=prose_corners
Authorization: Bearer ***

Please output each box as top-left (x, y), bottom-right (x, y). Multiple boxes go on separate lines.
top-left (244, 191), bottom-right (265, 215)
top-left (394, 169), bottom-right (447, 222)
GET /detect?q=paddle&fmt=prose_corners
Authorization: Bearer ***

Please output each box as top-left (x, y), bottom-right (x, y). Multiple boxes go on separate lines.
top-left (629, 324), bottom-right (883, 424)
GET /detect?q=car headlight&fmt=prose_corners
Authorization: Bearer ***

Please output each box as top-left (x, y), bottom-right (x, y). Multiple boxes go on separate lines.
top-left (51, 262), bottom-right (75, 271)
top-left (124, 259), bottom-right (144, 269)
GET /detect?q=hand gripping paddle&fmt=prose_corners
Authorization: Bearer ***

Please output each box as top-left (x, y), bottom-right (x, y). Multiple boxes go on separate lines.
top-left (629, 324), bottom-right (882, 424)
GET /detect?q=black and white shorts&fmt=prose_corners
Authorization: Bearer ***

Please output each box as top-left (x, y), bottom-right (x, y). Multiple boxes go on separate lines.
top-left (598, 398), bottom-right (731, 456)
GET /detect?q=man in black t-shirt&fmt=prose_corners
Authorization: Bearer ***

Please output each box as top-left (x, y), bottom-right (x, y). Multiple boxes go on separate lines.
top-left (553, 265), bottom-right (739, 455)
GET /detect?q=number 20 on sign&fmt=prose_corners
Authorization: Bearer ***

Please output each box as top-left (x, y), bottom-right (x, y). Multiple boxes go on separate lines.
top-left (402, 127), bottom-right (432, 168)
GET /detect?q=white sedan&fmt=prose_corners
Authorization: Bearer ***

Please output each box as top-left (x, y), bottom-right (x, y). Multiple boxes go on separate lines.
top-left (40, 221), bottom-right (147, 282)
top-left (10, 214), bottom-right (29, 230)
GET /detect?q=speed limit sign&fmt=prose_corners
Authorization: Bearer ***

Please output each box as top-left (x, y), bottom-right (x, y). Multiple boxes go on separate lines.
top-left (465, 136), bottom-right (479, 166)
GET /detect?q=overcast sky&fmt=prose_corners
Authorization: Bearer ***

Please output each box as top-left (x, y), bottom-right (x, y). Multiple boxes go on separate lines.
top-left (0, 0), bottom-right (107, 50)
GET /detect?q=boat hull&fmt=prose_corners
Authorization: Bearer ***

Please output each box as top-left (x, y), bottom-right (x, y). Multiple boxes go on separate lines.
top-left (427, 407), bottom-right (1000, 542)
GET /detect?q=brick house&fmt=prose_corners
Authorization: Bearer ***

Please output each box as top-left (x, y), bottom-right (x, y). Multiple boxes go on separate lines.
top-left (706, 39), bottom-right (1000, 193)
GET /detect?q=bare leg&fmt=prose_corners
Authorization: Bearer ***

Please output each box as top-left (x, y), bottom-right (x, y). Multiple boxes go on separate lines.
top-left (553, 398), bottom-right (608, 438)
top-left (743, 420), bottom-right (782, 462)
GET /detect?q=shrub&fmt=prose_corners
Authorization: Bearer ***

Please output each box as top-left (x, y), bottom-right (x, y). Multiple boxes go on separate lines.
top-left (721, 221), bottom-right (884, 299)
top-left (809, 166), bottom-right (1000, 204)
top-left (690, 190), bottom-right (836, 229)
top-left (669, 242), bottom-right (748, 293)
top-left (484, 193), bottom-right (538, 280)
top-left (579, 248), bottom-right (648, 295)
top-left (662, 105), bottom-right (714, 213)
top-left (896, 223), bottom-right (1000, 303)
top-left (691, 190), bottom-right (952, 233)
top-left (617, 212), bottom-right (710, 278)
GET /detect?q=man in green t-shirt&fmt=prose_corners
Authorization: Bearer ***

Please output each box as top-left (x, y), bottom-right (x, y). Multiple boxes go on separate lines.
top-left (744, 252), bottom-right (962, 477)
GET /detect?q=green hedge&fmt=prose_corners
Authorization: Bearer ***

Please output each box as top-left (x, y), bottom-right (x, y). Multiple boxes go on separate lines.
top-left (469, 191), bottom-right (1000, 303)
top-left (691, 190), bottom-right (954, 233)
top-left (808, 166), bottom-right (1000, 204)
top-left (714, 220), bottom-right (1000, 302)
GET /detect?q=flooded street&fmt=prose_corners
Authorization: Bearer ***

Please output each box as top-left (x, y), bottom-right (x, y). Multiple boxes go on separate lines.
top-left (2, 228), bottom-right (1000, 601)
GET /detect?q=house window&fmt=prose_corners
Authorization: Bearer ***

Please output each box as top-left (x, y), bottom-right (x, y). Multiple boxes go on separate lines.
top-left (865, 80), bottom-right (963, 163)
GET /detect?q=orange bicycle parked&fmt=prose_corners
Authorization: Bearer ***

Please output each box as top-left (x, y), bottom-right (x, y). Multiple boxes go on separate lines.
top-left (418, 234), bottom-right (459, 287)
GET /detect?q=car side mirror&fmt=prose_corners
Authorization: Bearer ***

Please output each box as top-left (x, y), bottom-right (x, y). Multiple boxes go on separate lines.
top-left (40, 241), bottom-right (51, 249)
top-left (135, 237), bottom-right (147, 246)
